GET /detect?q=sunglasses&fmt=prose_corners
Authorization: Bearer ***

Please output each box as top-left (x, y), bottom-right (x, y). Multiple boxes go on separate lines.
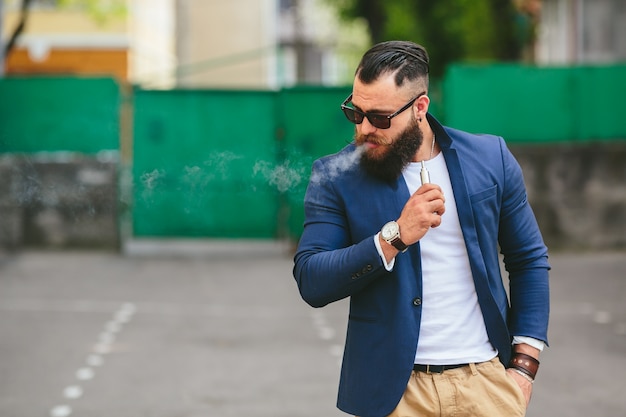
top-left (340, 92), bottom-right (425, 129)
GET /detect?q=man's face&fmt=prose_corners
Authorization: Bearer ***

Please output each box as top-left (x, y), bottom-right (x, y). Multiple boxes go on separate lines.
top-left (350, 76), bottom-right (423, 181)
top-left (356, 114), bottom-right (423, 182)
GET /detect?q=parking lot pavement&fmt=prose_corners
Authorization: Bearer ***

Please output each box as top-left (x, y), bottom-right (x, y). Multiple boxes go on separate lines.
top-left (528, 251), bottom-right (626, 417)
top-left (0, 244), bottom-right (624, 417)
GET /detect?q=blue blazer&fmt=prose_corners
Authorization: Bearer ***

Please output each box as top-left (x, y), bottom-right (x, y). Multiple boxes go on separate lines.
top-left (293, 114), bottom-right (550, 417)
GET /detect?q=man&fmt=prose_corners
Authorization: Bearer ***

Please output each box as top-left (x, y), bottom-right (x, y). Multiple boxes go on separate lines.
top-left (293, 40), bottom-right (549, 417)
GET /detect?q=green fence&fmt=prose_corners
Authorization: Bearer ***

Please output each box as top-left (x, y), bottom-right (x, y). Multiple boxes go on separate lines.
top-left (443, 64), bottom-right (626, 142)
top-left (2, 64), bottom-right (625, 241)
top-left (132, 87), bottom-right (354, 239)
top-left (279, 87), bottom-right (355, 238)
top-left (132, 89), bottom-right (280, 238)
top-left (0, 77), bottom-right (120, 153)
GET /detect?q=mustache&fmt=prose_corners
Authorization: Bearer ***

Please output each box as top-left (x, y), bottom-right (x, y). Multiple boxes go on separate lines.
top-left (355, 133), bottom-right (392, 146)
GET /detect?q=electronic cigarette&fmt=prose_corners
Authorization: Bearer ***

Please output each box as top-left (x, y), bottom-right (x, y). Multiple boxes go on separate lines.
top-left (420, 161), bottom-right (430, 185)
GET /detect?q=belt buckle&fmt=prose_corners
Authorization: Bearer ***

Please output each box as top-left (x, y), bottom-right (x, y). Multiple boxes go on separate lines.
top-left (426, 364), bottom-right (443, 374)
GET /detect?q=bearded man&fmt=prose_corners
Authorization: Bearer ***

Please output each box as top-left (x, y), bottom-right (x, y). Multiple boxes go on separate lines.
top-left (293, 40), bottom-right (550, 417)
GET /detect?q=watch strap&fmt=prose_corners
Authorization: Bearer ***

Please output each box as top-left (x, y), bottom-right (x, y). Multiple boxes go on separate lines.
top-left (390, 236), bottom-right (408, 252)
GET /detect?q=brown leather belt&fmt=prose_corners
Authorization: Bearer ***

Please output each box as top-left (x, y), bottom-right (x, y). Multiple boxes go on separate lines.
top-left (413, 363), bottom-right (468, 374)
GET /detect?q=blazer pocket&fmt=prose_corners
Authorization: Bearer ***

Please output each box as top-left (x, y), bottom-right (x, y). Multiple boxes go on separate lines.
top-left (469, 185), bottom-right (499, 235)
top-left (469, 184), bottom-right (497, 205)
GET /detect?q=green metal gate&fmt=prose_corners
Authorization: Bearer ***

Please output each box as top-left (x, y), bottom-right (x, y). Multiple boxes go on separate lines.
top-left (131, 87), bottom-right (354, 239)
top-left (132, 89), bottom-right (280, 238)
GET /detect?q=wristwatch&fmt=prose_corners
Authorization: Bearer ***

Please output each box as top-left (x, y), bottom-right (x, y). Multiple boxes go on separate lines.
top-left (381, 221), bottom-right (408, 252)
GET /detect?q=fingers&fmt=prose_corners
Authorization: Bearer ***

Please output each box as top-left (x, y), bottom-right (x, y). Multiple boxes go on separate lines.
top-left (405, 185), bottom-right (445, 215)
top-left (397, 184), bottom-right (446, 242)
top-left (431, 195), bottom-right (446, 214)
top-left (416, 184), bottom-right (445, 204)
top-left (430, 211), bottom-right (443, 228)
top-left (416, 184), bottom-right (445, 221)
top-left (506, 368), bottom-right (533, 406)
top-left (429, 195), bottom-right (446, 226)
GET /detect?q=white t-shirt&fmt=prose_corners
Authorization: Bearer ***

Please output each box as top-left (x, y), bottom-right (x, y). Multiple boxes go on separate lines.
top-left (374, 152), bottom-right (544, 360)
top-left (404, 153), bottom-right (497, 364)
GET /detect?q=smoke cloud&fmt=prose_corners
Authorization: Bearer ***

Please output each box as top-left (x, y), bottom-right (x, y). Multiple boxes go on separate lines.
top-left (252, 159), bottom-right (306, 193)
top-left (137, 146), bottom-right (364, 200)
top-left (309, 145), bottom-right (364, 185)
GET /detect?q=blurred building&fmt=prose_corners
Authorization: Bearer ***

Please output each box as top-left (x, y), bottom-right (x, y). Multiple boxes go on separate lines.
top-left (537, 0), bottom-right (626, 64)
top-left (170, 0), bottom-right (367, 88)
top-left (1, 0), bottom-right (367, 88)
top-left (2, 0), bottom-right (130, 80)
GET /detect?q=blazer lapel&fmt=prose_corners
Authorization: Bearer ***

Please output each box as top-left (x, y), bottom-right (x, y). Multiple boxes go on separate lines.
top-left (430, 114), bottom-right (512, 360)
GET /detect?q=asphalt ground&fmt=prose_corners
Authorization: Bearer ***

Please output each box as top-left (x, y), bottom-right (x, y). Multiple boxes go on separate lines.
top-left (0, 241), bottom-right (624, 417)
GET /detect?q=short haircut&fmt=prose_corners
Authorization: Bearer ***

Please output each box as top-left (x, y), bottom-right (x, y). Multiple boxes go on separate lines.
top-left (356, 41), bottom-right (430, 90)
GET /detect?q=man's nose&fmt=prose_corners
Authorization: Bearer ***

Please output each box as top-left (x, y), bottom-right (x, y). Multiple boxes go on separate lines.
top-left (359, 117), bottom-right (378, 135)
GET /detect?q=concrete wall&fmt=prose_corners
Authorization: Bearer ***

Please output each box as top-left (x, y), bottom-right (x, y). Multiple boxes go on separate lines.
top-left (512, 141), bottom-right (626, 251)
top-left (0, 142), bottom-right (624, 252)
top-left (0, 155), bottom-right (119, 250)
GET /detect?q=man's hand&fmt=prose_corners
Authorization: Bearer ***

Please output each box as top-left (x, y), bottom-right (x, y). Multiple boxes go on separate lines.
top-left (397, 183), bottom-right (446, 245)
top-left (378, 183), bottom-right (445, 263)
top-left (506, 368), bottom-right (533, 407)
top-left (508, 342), bottom-right (541, 407)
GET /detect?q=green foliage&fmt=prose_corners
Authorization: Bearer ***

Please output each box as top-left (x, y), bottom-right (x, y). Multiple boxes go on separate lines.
top-left (384, 0), bottom-right (423, 41)
top-left (328, 0), bottom-right (524, 78)
top-left (57, 0), bottom-right (127, 25)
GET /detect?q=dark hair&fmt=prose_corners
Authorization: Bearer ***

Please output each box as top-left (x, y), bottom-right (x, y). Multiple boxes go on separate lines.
top-left (356, 41), bottom-right (429, 89)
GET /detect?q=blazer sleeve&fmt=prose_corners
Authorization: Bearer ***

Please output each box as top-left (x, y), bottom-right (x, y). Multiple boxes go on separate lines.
top-left (293, 157), bottom-right (388, 308)
top-left (497, 138), bottom-right (550, 344)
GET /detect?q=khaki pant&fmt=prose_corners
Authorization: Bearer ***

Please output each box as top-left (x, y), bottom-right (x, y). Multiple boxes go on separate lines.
top-left (383, 358), bottom-right (527, 417)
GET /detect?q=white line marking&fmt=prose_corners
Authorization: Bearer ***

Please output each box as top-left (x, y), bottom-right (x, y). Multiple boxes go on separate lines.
top-left (50, 405), bottom-right (72, 417)
top-left (120, 302), bottom-right (137, 314)
top-left (98, 331), bottom-right (116, 344)
top-left (48, 302), bottom-right (138, 417)
top-left (594, 311), bottom-right (612, 324)
top-left (93, 343), bottom-right (111, 354)
top-left (63, 386), bottom-right (83, 399)
top-left (86, 354), bottom-right (104, 367)
top-left (329, 344), bottom-right (343, 357)
top-left (105, 321), bottom-right (122, 333)
top-left (318, 327), bottom-right (335, 340)
top-left (76, 367), bottom-right (95, 381)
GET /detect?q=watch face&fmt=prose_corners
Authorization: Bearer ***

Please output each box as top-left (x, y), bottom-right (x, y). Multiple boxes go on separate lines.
top-left (382, 221), bottom-right (399, 240)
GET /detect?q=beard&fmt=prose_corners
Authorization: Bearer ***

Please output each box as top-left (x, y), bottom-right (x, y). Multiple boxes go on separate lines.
top-left (357, 116), bottom-right (423, 182)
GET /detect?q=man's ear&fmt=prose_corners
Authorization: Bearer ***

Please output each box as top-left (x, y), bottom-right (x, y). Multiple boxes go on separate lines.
top-left (413, 94), bottom-right (430, 120)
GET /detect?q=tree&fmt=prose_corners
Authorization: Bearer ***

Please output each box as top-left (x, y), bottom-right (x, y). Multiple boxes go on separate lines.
top-left (329, 0), bottom-right (527, 78)
top-left (3, 0), bottom-right (34, 58)
top-left (57, 0), bottom-right (126, 25)
top-left (3, 0), bottom-right (126, 59)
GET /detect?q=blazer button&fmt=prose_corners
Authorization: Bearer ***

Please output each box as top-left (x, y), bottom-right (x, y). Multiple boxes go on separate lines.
top-left (412, 298), bottom-right (422, 306)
